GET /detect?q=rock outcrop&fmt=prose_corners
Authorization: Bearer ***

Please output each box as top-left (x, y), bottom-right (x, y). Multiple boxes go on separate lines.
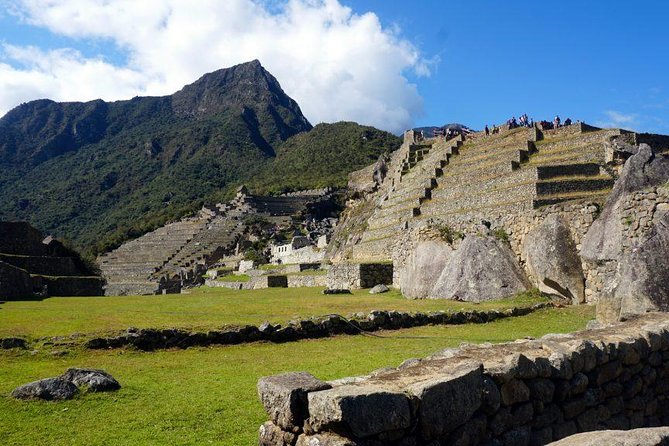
top-left (581, 144), bottom-right (669, 323)
top-left (582, 144), bottom-right (669, 263)
top-left (431, 235), bottom-right (529, 302)
top-left (610, 212), bottom-right (669, 320)
top-left (399, 240), bottom-right (452, 299)
top-left (522, 214), bottom-right (585, 303)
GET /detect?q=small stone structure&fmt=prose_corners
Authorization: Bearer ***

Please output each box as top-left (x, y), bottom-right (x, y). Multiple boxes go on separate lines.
top-left (0, 222), bottom-right (102, 299)
top-left (258, 312), bottom-right (669, 446)
top-left (326, 263), bottom-right (393, 289)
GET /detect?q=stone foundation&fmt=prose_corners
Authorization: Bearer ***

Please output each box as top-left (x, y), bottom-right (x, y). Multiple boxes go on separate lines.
top-left (258, 313), bottom-right (669, 446)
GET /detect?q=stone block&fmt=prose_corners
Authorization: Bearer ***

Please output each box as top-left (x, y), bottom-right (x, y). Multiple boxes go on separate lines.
top-left (406, 362), bottom-right (483, 440)
top-left (307, 384), bottom-right (412, 438)
top-left (258, 372), bottom-right (331, 431)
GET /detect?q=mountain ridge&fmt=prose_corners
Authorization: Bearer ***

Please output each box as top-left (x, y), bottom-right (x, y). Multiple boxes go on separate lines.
top-left (0, 61), bottom-right (400, 255)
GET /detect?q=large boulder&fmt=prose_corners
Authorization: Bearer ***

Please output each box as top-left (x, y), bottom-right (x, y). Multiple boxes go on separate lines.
top-left (522, 214), bottom-right (585, 303)
top-left (60, 368), bottom-right (121, 392)
top-left (548, 427), bottom-right (669, 446)
top-left (603, 212), bottom-right (669, 321)
top-left (582, 144), bottom-right (669, 263)
top-left (400, 240), bottom-right (452, 299)
top-left (431, 235), bottom-right (529, 302)
top-left (11, 377), bottom-right (78, 401)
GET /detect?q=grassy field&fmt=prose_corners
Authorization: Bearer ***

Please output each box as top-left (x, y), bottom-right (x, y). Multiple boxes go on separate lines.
top-left (0, 287), bottom-right (546, 339)
top-left (0, 304), bottom-right (594, 446)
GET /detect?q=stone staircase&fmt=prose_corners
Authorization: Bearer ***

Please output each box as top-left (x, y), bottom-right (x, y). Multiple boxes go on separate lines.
top-left (98, 189), bottom-right (335, 295)
top-left (350, 124), bottom-right (626, 262)
top-left (98, 219), bottom-right (209, 295)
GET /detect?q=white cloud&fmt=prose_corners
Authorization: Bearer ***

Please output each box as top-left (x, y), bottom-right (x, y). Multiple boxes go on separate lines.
top-left (0, 0), bottom-right (429, 133)
top-left (595, 110), bottom-right (639, 130)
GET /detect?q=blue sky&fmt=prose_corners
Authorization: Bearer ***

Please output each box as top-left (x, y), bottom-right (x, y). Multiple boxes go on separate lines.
top-left (346, 0), bottom-right (669, 132)
top-left (1, 0), bottom-right (668, 134)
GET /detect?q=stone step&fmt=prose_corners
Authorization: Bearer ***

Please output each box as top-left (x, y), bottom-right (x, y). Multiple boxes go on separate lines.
top-left (533, 189), bottom-right (612, 208)
top-left (535, 176), bottom-right (614, 196)
top-left (535, 163), bottom-right (601, 179)
top-left (421, 182), bottom-right (536, 218)
top-left (431, 168), bottom-right (537, 202)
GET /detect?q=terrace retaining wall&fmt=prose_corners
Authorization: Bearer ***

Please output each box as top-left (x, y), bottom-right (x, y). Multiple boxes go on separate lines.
top-left (258, 312), bottom-right (669, 446)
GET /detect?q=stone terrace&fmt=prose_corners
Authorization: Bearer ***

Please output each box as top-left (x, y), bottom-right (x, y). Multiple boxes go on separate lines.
top-left (350, 123), bottom-right (650, 262)
top-left (98, 190), bottom-right (333, 295)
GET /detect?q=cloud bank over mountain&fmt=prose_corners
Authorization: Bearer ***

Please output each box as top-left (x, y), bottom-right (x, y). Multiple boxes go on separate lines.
top-left (0, 0), bottom-right (430, 133)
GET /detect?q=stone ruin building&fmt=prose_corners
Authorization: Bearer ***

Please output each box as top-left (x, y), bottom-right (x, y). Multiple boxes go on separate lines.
top-left (98, 187), bottom-right (336, 295)
top-left (0, 222), bottom-right (103, 299)
top-left (326, 122), bottom-right (669, 323)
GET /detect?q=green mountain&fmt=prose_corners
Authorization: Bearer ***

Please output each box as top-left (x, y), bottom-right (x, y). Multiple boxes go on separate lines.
top-left (0, 60), bottom-right (401, 255)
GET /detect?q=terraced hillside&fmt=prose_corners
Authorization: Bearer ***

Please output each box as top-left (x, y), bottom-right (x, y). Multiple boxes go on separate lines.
top-left (98, 189), bottom-right (333, 295)
top-left (346, 123), bottom-right (669, 262)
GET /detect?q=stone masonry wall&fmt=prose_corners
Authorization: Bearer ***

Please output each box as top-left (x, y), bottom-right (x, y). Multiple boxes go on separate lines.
top-left (327, 263), bottom-right (394, 289)
top-left (258, 313), bottom-right (669, 446)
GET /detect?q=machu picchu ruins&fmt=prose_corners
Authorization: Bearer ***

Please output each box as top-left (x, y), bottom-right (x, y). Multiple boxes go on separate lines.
top-left (3, 5), bottom-right (669, 444)
top-left (98, 187), bottom-right (337, 295)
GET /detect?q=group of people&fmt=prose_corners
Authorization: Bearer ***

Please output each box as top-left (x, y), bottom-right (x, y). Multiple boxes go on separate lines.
top-left (538, 116), bottom-right (573, 130)
top-left (483, 114), bottom-right (575, 136)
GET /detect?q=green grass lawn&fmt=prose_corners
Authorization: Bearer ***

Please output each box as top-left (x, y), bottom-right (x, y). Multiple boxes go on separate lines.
top-left (0, 287), bottom-right (547, 339)
top-left (0, 305), bottom-right (594, 446)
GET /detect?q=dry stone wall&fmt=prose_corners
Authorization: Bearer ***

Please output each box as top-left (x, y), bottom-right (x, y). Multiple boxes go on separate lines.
top-left (327, 263), bottom-right (393, 289)
top-left (258, 313), bottom-right (669, 446)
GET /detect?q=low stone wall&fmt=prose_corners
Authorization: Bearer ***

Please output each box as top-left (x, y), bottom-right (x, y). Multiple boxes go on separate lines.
top-left (327, 263), bottom-right (393, 289)
top-left (84, 303), bottom-right (550, 352)
top-left (286, 275), bottom-right (327, 288)
top-left (258, 312), bottom-right (669, 446)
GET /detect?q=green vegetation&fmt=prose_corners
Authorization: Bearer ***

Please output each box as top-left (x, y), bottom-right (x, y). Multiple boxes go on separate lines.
top-left (0, 65), bottom-right (400, 257)
top-left (249, 122), bottom-right (401, 195)
top-left (0, 287), bottom-right (548, 339)
top-left (285, 269), bottom-right (327, 276)
top-left (436, 224), bottom-right (464, 244)
top-left (493, 228), bottom-right (510, 242)
top-left (0, 304), bottom-right (594, 446)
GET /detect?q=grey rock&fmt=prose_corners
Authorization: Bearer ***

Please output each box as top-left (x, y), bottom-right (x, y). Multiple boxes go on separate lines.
top-left (0, 337), bottom-right (27, 349)
top-left (431, 235), bottom-right (529, 302)
top-left (500, 379), bottom-right (530, 406)
top-left (611, 212), bottom-right (669, 321)
top-left (582, 144), bottom-right (669, 263)
top-left (11, 377), bottom-right (78, 401)
top-left (548, 427), bottom-right (669, 446)
top-left (522, 214), bottom-right (585, 303)
top-left (296, 432), bottom-right (358, 446)
top-left (258, 422), bottom-right (297, 446)
top-left (308, 384), bottom-right (412, 438)
top-left (61, 368), bottom-right (121, 392)
top-left (258, 372), bottom-right (331, 431)
top-left (369, 284), bottom-right (389, 294)
top-left (406, 362), bottom-right (483, 440)
top-left (399, 240), bottom-right (452, 299)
